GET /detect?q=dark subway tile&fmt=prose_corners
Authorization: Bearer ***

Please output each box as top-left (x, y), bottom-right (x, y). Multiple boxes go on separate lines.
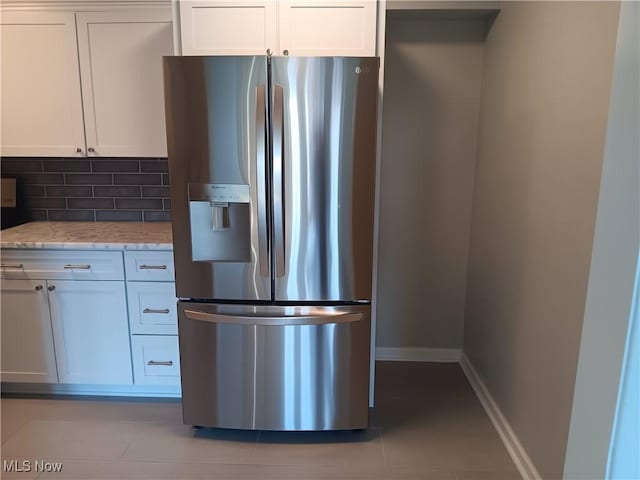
top-left (65, 173), bottom-right (113, 185)
top-left (43, 159), bottom-right (90, 172)
top-left (29, 210), bottom-right (48, 221)
top-left (20, 173), bottom-right (64, 185)
top-left (141, 186), bottom-right (170, 197)
top-left (163, 198), bottom-right (171, 210)
top-left (114, 173), bottom-right (162, 185)
top-left (23, 185), bottom-right (45, 197)
top-left (93, 185), bottom-right (140, 197)
top-left (143, 210), bottom-right (172, 222)
top-left (96, 210), bottom-right (142, 222)
top-left (92, 159), bottom-right (140, 173)
top-left (26, 197), bottom-right (66, 209)
top-left (140, 159), bottom-right (168, 173)
top-left (162, 173), bottom-right (170, 186)
top-left (67, 198), bottom-right (114, 209)
top-left (115, 198), bottom-right (163, 210)
top-left (45, 185), bottom-right (93, 197)
top-left (48, 210), bottom-right (95, 221)
top-left (1, 158), bottom-right (43, 173)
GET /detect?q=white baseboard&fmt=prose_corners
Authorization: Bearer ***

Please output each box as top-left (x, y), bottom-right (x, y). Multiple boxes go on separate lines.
top-left (375, 347), bottom-right (461, 362)
top-left (460, 353), bottom-right (541, 480)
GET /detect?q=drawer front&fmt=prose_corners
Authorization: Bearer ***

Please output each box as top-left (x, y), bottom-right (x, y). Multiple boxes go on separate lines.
top-left (131, 335), bottom-right (180, 386)
top-left (127, 282), bottom-right (177, 335)
top-left (124, 251), bottom-right (174, 282)
top-left (1, 250), bottom-right (124, 280)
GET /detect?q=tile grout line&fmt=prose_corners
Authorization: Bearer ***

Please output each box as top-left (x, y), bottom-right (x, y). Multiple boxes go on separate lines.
top-left (379, 426), bottom-right (388, 467)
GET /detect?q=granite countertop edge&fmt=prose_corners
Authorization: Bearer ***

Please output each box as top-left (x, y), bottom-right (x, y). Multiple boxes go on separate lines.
top-left (0, 222), bottom-right (174, 251)
top-left (0, 241), bottom-right (174, 251)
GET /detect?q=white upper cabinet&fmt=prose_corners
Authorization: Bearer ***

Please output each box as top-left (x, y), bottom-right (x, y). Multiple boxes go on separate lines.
top-left (177, 0), bottom-right (376, 56)
top-left (76, 10), bottom-right (173, 157)
top-left (0, 7), bottom-right (172, 158)
top-left (0, 11), bottom-right (85, 157)
top-left (179, 1), bottom-right (277, 55)
top-left (278, 1), bottom-right (376, 56)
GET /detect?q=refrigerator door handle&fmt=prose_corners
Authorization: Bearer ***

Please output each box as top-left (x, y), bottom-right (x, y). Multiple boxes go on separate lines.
top-left (256, 84), bottom-right (269, 277)
top-left (273, 84), bottom-right (285, 277)
top-left (184, 309), bottom-right (363, 326)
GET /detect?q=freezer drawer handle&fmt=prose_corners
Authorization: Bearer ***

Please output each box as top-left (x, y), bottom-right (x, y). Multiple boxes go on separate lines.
top-left (147, 360), bottom-right (173, 366)
top-left (184, 309), bottom-right (363, 326)
top-left (143, 308), bottom-right (170, 314)
top-left (63, 264), bottom-right (91, 269)
top-left (0, 264), bottom-right (23, 269)
top-left (139, 264), bottom-right (167, 270)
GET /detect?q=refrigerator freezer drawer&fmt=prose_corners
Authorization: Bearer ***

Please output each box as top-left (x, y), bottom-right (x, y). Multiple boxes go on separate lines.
top-left (178, 302), bottom-right (371, 431)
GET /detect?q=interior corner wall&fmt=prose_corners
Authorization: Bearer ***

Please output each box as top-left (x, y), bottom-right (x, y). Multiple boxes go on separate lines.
top-left (462, 2), bottom-right (621, 479)
top-left (376, 15), bottom-right (485, 349)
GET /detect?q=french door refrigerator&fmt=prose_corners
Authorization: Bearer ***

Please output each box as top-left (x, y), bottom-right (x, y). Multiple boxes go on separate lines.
top-left (163, 55), bottom-right (379, 431)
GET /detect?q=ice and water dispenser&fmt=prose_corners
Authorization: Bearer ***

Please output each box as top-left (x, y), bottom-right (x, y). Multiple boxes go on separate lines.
top-left (188, 183), bottom-right (251, 262)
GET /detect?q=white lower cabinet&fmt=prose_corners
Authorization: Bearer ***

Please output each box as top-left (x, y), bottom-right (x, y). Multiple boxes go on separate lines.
top-left (47, 280), bottom-right (133, 385)
top-left (0, 279), bottom-right (58, 383)
top-left (131, 335), bottom-right (181, 386)
top-left (0, 248), bottom-right (179, 395)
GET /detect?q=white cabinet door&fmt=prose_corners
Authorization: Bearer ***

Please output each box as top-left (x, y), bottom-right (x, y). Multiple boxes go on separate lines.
top-left (278, 0), bottom-right (376, 56)
top-left (76, 10), bottom-right (173, 157)
top-left (179, 0), bottom-right (278, 55)
top-left (0, 12), bottom-right (85, 157)
top-left (47, 280), bottom-right (132, 385)
top-left (0, 280), bottom-right (58, 383)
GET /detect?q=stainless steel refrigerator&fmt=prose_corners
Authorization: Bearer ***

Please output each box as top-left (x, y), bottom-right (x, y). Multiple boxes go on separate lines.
top-left (163, 55), bottom-right (379, 431)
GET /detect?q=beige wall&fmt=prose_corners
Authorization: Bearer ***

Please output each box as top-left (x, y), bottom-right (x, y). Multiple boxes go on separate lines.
top-left (376, 15), bottom-right (486, 348)
top-left (463, 2), bottom-right (620, 479)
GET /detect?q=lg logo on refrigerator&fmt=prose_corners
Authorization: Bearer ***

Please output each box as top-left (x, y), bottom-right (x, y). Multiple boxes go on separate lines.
top-left (355, 66), bottom-right (371, 74)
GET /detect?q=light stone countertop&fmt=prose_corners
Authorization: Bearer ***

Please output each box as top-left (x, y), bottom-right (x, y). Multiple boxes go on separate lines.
top-left (0, 222), bottom-right (173, 250)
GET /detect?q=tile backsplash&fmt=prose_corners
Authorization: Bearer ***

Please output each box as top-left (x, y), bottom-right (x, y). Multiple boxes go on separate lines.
top-left (0, 157), bottom-right (171, 222)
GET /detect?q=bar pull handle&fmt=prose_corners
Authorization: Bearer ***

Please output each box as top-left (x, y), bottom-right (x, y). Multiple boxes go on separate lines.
top-left (64, 264), bottom-right (91, 269)
top-left (143, 308), bottom-right (170, 314)
top-left (147, 360), bottom-right (173, 366)
top-left (184, 309), bottom-right (363, 326)
top-left (139, 265), bottom-right (167, 270)
top-left (273, 84), bottom-right (285, 278)
top-left (0, 264), bottom-right (24, 269)
top-left (256, 84), bottom-right (269, 277)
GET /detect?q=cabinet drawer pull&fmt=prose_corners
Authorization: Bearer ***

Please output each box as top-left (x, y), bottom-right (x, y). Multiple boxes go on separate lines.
top-left (143, 308), bottom-right (170, 314)
top-left (139, 265), bottom-right (167, 270)
top-left (64, 264), bottom-right (91, 269)
top-left (1, 264), bottom-right (24, 269)
top-left (147, 360), bottom-right (173, 366)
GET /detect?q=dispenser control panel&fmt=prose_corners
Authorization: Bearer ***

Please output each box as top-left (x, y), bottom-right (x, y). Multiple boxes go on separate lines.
top-left (188, 183), bottom-right (250, 203)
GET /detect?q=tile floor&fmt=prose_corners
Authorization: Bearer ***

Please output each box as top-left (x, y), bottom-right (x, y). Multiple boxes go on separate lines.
top-left (1, 362), bottom-right (520, 479)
